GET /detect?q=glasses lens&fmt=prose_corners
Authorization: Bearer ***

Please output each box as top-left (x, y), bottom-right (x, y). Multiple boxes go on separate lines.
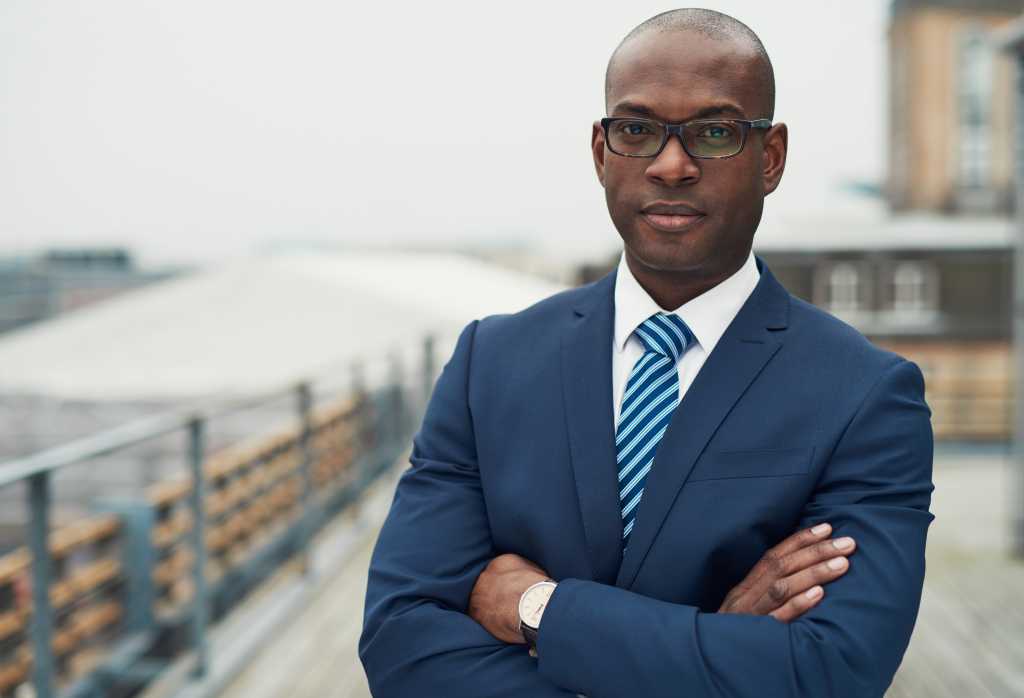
top-left (684, 121), bottom-right (742, 157)
top-left (607, 119), bottom-right (664, 156)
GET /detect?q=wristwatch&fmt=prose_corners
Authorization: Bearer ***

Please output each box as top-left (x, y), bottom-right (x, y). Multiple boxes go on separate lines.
top-left (518, 579), bottom-right (557, 655)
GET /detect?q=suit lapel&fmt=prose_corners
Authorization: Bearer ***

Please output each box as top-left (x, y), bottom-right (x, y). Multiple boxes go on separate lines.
top-left (560, 271), bottom-right (623, 584)
top-left (615, 257), bottom-right (791, 589)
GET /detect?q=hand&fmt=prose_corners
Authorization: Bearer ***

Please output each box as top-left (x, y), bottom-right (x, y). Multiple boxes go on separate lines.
top-left (468, 553), bottom-right (550, 644)
top-left (718, 522), bottom-right (857, 623)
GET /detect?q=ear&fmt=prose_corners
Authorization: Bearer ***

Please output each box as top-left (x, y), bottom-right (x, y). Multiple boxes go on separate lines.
top-left (591, 120), bottom-right (607, 187)
top-left (761, 122), bottom-right (788, 196)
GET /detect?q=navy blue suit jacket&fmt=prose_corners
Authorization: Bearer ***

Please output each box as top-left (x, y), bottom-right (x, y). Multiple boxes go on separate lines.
top-left (359, 256), bottom-right (935, 698)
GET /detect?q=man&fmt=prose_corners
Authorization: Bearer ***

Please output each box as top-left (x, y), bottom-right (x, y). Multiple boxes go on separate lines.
top-left (360, 8), bottom-right (934, 698)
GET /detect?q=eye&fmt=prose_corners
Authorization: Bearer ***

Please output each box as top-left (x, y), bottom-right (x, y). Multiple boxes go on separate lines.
top-left (616, 120), bottom-right (656, 136)
top-left (696, 123), bottom-right (735, 140)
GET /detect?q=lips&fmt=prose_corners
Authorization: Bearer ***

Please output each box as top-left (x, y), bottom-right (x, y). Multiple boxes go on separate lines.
top-left (639, 202), bottom-right (706, 232)
top-left (643, 213), bottom-right (704, 231)
top-left (641, 202), bottom-right (705, 216)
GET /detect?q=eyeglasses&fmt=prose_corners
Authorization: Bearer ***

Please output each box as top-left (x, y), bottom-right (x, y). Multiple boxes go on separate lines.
top-left (600, 117), bottom-right (772, 159)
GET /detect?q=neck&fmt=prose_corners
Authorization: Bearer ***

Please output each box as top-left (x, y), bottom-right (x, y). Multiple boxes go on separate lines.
top-left (624, 250), bottom-right (747, 310)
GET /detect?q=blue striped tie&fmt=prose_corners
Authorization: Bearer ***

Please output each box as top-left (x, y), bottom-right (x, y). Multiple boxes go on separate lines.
top-left (617, 312), bottom-right (695, 549)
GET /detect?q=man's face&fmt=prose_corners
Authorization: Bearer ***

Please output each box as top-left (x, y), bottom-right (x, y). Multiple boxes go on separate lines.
top-left (594, 30), bottom-right (786, 280)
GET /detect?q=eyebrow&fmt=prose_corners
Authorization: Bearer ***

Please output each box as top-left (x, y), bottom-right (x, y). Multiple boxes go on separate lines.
top-left (611, 101), bottom-right (748, 121)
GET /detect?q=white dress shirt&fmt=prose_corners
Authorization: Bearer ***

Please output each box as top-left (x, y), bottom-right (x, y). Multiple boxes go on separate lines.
top-left (612, 249), bottom-right (762, 429)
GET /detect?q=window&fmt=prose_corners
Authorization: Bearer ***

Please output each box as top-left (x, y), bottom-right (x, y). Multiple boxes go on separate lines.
top-left (957, 27), bottom-right (994, 189)
top-left (884, 260), bottom-right (940, 330)
top-left (891, 260), bottom-right (938, 315)
top-left (828, 263), bottom-right (861, 313)
top-left (893, 262), bottom-right (929, 312)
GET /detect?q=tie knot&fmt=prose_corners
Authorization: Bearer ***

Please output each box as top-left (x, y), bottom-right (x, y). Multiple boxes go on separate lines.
top-left (634, 313), bottom-right (694, 361)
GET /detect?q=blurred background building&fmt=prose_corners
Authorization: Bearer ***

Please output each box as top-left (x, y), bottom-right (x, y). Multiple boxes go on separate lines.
top-left (0, 248), bottom-right (179, 335)
top-left (889, 0), bottom-right (1020, 216)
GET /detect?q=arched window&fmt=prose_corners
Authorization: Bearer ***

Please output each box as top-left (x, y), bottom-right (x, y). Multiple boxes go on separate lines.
top-left (893, 262), bottom-right (928, 312)
top-left (828, 263), bottom-right (861, 312)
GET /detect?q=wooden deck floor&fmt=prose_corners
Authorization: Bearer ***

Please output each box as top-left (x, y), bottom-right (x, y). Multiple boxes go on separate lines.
top-left (219, 449), bottom-right (1024, 698)
top-left (886, 450), bottom-right (1024, 698)
top-left (218, 534), bottom-right (376, 698)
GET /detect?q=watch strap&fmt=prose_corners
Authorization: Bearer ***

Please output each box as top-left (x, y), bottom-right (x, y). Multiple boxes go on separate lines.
top-left (521, 621), bottom-right (539, 649)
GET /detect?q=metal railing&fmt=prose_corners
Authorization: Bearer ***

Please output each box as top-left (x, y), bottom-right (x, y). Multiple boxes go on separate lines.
top-left (0, 336), bottom-right (437, 697)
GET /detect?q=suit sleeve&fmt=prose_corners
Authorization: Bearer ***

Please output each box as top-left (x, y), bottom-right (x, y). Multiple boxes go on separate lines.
top-left (359, 320), bottom-right (577, 697)
top-left (535, 358), bottom-right (935, 698)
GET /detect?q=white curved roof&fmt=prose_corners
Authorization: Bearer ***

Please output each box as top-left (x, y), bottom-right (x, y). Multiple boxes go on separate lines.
top-left (0, 252), bottom-right (565, 401)
top-left (754, 196), bottom-right (1015, 252)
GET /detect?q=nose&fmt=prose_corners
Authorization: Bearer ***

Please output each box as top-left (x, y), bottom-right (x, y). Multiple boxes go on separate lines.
top-left (645, 133), bottom-right (701, 187)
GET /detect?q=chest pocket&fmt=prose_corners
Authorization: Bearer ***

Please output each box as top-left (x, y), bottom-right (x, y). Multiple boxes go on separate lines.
top-left (688, 445), bottom-right (815, 481)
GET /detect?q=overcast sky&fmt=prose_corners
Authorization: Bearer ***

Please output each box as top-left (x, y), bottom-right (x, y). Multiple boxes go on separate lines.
top-left (0, 1), bottom-right (890, 266)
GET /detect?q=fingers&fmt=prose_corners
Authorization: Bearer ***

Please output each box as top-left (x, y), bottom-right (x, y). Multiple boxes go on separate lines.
top-left (742, 523), bottom-right (832, 589)
top-left (748, 536), bottom-right (857, 616)
top-left (752, 528), bottom-right (856, 586)
top-left (762, 522), bottom-right (833, 568)
top-left (717, 523), bottom-right (858, 621)
top-left (785, 536), bottom-right (857, 576)
top-left (719, 524), bottom-right (836, 612)
top-left (769, 584), bottom-right (825, 624)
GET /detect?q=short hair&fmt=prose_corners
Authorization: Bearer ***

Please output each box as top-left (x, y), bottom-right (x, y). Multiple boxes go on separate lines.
top-left (605, 8), bottom-right (776, 120)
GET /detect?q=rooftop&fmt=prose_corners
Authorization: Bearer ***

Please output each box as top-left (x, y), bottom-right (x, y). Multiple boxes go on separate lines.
top-left (892, 0), bottom-right (1024, 16)
top-left (753, 195), bottom-right (1015, 252)
top-left (0, 251), bottom-right (565, 401)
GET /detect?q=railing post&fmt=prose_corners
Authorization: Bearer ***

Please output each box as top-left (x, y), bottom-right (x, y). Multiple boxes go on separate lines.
top-left (389, 351), bottom-right (406, 449)
top-left (350, 360), bottom-right (370, 490)
top-left (422, 334), bottom-right (436, 416)
top-left (95, 500), bottom-right (155, 634)
top-left (187, 416), bottom-right (210, 678)
top-left (28, 471), bottom-right (55, 698)
top-left (296, 382), bottom-right (315, 576)
top-left (1014, 51), bottom-right (1024, 561)
top-left (350, 359), bottom-right (366, 399)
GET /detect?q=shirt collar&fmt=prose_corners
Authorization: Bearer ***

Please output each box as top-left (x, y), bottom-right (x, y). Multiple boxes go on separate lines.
top-left (613, 248), bottom-right (761, 355)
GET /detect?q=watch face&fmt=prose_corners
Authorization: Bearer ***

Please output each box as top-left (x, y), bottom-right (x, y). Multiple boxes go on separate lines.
top-left (519, 582), bottom-right (555, 628)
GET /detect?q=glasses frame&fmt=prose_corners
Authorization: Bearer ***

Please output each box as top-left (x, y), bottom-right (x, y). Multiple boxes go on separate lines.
top-left (600, 116), bottom-right (773, 159)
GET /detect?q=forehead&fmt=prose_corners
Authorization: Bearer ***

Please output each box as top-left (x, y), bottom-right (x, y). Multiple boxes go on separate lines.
top-left (607, 30), bottom-right (764, 119)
